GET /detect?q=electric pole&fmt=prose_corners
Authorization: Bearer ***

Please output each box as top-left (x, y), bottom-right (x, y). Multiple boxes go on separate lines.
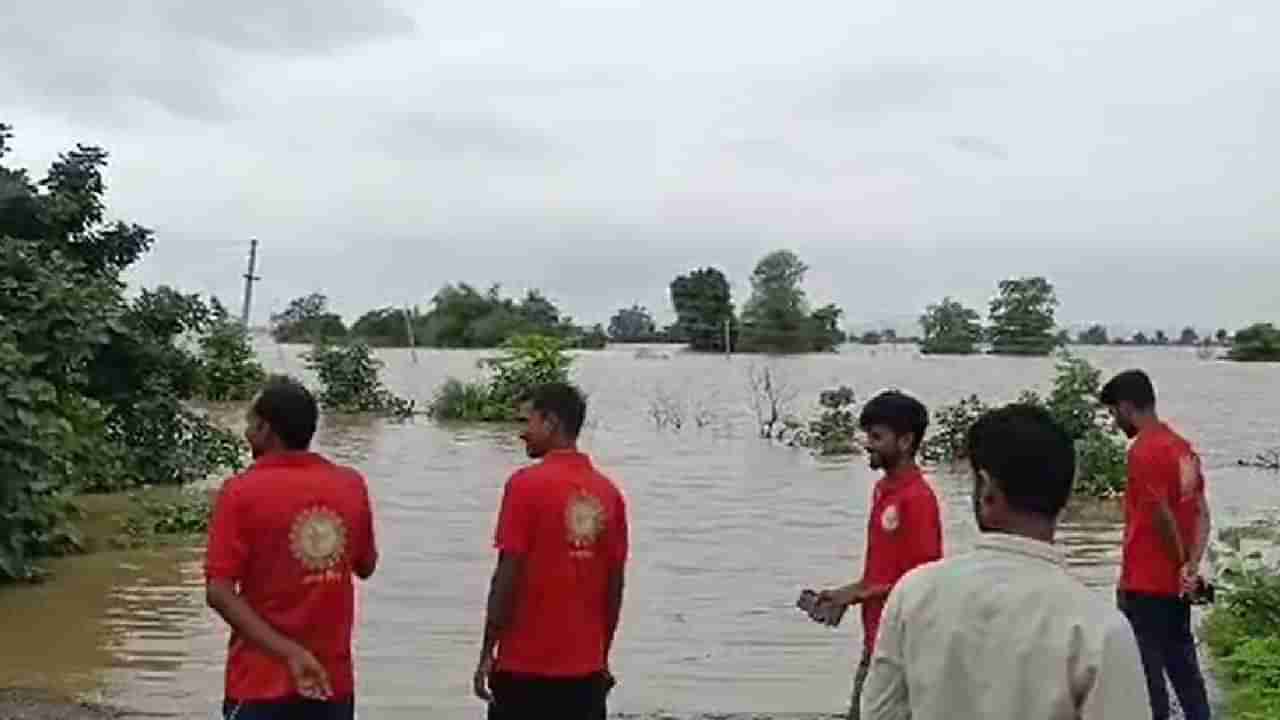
top-left (240, 238), bottom-right (260, 327)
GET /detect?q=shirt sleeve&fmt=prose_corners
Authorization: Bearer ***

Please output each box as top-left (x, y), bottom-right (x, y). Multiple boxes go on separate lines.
top-left (1080, 613), bottom-right (1151, 720)
top-left (355, 475), bottom-right (378, 571)
top-left (861, 582), bottom-right (912, 720)
top-left (205, 479), bottom-right (248, 581)
top-left (606, 492), bottom-right (630, 567)
top-left (899, 490), bottom-right (943, 577)
top-left (494, 475), bottom-right (534, 555)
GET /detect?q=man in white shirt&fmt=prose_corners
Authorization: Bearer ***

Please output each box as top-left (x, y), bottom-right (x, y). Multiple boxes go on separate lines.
top-left (861, 404), bottom-right (1150, 720)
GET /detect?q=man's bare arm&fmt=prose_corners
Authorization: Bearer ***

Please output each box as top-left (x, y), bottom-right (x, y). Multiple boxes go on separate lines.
top-left (1154, 499), bottom-right (1188, 567)
top-left (475, 552), bottom-right (525, 701)
top-left (206, 579), bottom-right (331, 698)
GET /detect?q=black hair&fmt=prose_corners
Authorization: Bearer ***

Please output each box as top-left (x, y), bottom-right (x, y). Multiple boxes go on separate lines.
top-left (858, 390), bottom-right (929, 454)
top-left (525, 382), bottom-right (587, 438)
top-left (253, 375), bottom-right (318, 450)
top-left (1099, 369), bottom-right (1156, 411)
top-left (966, 404), bottom-right (1075, 519)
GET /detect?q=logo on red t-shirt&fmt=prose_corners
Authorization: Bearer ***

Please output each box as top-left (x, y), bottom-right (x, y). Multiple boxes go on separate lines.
top-left (566, 491), bottom-right (606, 555)
top-left (880, 504), bottom-right (900, 532)
top-left (290, 506), bottom-right (348, 573)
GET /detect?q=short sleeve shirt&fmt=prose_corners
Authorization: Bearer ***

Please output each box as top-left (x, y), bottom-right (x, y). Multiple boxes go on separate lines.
top-left (493, 451), bottom-right (628, 677)
top-left (861, 466), bottom-right (943, 653)
top-left (1120, 423), bottom-right (1204, 596)
top-left (205, 452), bottom-right (376, 701)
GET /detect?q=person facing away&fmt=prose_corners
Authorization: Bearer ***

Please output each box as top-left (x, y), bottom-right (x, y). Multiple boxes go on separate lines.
top-left (861, 404), bottom-right (1149, 720)
top-left (205, 375), bottom-right (378, 720)
top-left (810, 390), bottom-right (942, 720)
top-left (474, 382), bottom-right (629, 720)
top-left (1101, 369), bottom-right (1212, 720)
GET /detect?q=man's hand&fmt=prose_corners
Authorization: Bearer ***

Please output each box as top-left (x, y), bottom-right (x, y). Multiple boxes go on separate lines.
top-left (818, 585), bottom-right (862, 609)
top-left (1180, 562), bottom-right (1201, 596)
top-left (286, 647), bottom-right (333, 700)
top-left (474, 653), bottom-right (495, 702)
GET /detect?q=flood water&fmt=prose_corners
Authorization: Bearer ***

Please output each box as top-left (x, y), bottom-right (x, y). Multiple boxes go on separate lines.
top-left (2, 344), bottom-right (1277, 718)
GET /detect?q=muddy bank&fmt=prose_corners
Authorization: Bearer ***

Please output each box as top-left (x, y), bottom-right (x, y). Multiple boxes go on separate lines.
top-left (0, 689), bottom-right (124, 720)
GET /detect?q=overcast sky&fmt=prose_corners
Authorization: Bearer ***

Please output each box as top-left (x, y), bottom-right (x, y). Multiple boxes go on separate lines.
top-left (3, 0), bottom-right (1276, 332)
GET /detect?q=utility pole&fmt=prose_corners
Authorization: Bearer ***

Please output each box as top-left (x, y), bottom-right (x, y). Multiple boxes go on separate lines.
top-left (240, 238), bottom-right (260, 327)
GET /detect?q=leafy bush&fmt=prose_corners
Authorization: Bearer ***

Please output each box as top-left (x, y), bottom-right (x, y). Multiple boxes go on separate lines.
top-left (1204, 548), bottom-right (1280, 719)
top-left (197, 302), bottom-right (266, 401)
top-left (121, 491), bottom-right (212, 540)
top-left (304, 342), bottom-right (414, 417)
top-left (920, 351), bottom-right (1127, 497)
top-left (788, 386), bottom-right (861, 455)
top-left (1228, 323), bottom-right (1280, 363)
top-left (431, 335), bottom-right (573, 421)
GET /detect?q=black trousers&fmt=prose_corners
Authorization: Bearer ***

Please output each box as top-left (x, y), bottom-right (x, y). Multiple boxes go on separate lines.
top-left (487, 670), bottom-right (611, 720)
top-left (1118, 591), bottom-right (1210, 720)
top-left (222, 697), bottom-right (354, 720)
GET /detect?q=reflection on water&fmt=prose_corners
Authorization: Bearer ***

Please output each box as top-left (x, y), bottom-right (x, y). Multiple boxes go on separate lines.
top-left (0, 345), bottom-right (1276, 718)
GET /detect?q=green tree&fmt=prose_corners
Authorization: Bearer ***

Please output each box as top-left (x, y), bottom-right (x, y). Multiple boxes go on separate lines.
top-left (608, 305), bottom-right (657, 342)
top-left (1077, 324), bottom-right (1110, 345)
top-left (988, 277), bottom-right (1059, 356)
top-left (351, 307), bottom-right (413, 346)
top-left (1154, 330), bottom-right (1170, 346)
top-left (670, 267), bottom-right (736, 352)
top-left (1228, 323), bottom-right (1280, 362)
top-left (271, 293), bottom-right (348, 344)
top-left (1216, 328), bottom-right (1231, 346)
top-left (920, 297), bottom-right (982, 355)
top-left (1178, 327), bottom-right (1200, 346)
top-left (1133, 331), bottom-right (1151, 346)
top-left (738, 250), bottom-right (843, 353)
top-left (197, 300), bottom-right (266, 401)
top-left (860, 331), bottom-right (883, 345)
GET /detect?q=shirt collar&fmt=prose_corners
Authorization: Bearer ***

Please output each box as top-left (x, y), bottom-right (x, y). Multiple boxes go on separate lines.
top-left (974, 532), bottom-right (1064, 566)
top-left (251, 451), bottom-right (325, 470)
top-left (542, 449), bottom-right (590, 464)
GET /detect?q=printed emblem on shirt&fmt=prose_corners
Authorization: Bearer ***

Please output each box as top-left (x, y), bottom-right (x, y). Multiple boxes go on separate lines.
top-left (1179, 453), bottom-right (1201, 496)
top-left (881, 504), bottom-right (900, 532)
top-left (290, 506), bottom-right (348, 574)
top-left (565, 491), bottom-right (606, 555)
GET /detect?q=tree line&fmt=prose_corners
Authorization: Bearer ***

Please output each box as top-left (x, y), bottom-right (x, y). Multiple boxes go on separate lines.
top-left (275, 248), bottom-right (848, 355)
top-left (910, 277), bottom-right (1279, 361)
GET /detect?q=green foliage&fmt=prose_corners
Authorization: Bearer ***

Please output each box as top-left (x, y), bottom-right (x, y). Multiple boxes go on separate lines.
top-left (988, 276), bottom-right (1059, 356)
top-left (789, 386), bottom-right (861, 455)
top-left (415, 284), bottom-right (580, 348)
top-left (920, 297), bottom-right (983, 355)
top-left (120, 491), bottom-right (212, 541)
top-left (197, 301), bottom-right (266, 401)
top-left (350, 306), bottom-right (414, 347)
top-left (922, 352), bottom-right (1127, 497)
top-left (271, 293), bottom-right (348, 344)
top-left (1204, 550), bottom-right (1280, 719)
top-left (670, 267), bottom-right (737, 352)
top-left (1077, 324), bottom-right (1110, 345)
top-left (431, 335), bottom-right (574, 421)
top-left (738, 250), bottom-right (845, 353)
top-left (1179, 327), bottom-right (1201, 346)
top-left (921, 395), bottom-right (990, 463)
top-left (0, 124), bottom-right (248, 581)
top-left (1229, 323), bottom-right (1280, 362)
top-left (571, 324), bottom-right (609, 350)
top-left (304, 342), bottom-right (414, 417)
top-left (608, 305), bottom-right (658, 342)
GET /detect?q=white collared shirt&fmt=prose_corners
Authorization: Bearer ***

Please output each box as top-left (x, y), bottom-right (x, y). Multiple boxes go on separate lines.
top-left (861, 533), bottom-right (1149, 720)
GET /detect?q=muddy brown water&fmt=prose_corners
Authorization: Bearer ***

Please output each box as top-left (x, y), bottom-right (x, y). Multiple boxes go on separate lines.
top-left (1, 345), bottom-right (1276, 718)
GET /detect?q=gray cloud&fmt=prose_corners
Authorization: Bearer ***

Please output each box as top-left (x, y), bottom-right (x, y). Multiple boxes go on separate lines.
top-left (6, 0), bottom-right (1279, 333)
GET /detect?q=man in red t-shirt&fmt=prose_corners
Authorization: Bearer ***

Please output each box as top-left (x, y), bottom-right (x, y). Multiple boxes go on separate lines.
top-left (1102, 370), bottom-right (1211, 720)
top-left (206, 376), bottom-right (377, 720)
top-left (806, 391), bottom-right (942, 720)
top-left (473, 383), bottom-right (628, 720)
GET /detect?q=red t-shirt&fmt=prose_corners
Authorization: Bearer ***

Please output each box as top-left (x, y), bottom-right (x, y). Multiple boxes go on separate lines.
top-left (493, 451), bottom-right (629, 677)
top-left (1120, 423), bottom-right (1204, 596)
top-left (861, 466), bottom-right (942, 653)
top-left (205, 452), bottom-right (377, 701)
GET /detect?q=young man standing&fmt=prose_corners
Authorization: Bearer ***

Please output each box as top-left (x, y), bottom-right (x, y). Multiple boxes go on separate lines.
top-left (474, 383), bottom-right (629, 720)
top-left (205, 376), bottom-right (378, 720)
top-left (1102, 369), bottom-right (1213, 720)
top-left (861, 404), bottom-right (1149, 719)
top-left (809, 391), bottom-right (942, 720)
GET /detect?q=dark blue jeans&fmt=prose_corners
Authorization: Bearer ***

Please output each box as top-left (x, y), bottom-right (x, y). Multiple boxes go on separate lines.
top-left (222, 697), bottom-right (354, 720)
top-left (1118, 591), bottom-right (1210, 720)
